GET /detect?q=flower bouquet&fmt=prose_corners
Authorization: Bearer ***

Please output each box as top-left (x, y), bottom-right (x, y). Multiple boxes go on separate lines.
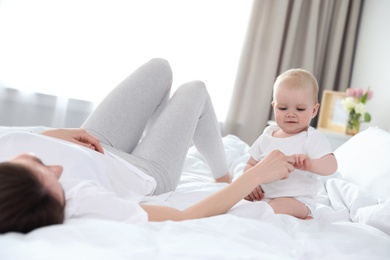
top-left (341, 88), bottom-right (373, 135)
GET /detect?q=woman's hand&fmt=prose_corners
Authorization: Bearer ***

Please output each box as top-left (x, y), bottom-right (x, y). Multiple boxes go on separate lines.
top-left (253, 150), bottom-right (295, 184)
top-left (41, 128), bottom-right (104, 154)
top-left (244, 151), bottom-right (295, 201)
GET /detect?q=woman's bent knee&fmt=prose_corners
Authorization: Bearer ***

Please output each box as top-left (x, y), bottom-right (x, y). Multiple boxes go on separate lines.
top-left (177, 80), bottom-right (208, 98)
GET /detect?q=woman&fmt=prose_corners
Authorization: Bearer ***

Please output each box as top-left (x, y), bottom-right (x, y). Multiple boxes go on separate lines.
top-left (0, 58), bottom-right (295, 233)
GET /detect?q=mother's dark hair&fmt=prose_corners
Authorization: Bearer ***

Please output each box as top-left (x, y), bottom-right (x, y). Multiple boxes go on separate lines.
top-left (0, 162), bottom-right (65, 234)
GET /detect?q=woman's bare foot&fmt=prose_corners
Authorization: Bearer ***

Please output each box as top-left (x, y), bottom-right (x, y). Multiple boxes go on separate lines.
top-left (215, 174), bottom-right (232, 183)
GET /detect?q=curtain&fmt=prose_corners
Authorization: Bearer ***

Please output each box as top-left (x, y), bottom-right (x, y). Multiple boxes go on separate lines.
top-left (223, 0), bottom-right (363, 145)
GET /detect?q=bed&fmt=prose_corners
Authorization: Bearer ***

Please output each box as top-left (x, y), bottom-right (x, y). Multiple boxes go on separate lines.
top-left (0, 126), bottom-right (389, 259)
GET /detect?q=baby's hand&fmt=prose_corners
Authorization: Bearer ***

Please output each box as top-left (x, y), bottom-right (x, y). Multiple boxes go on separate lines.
top-left (293, 154), bottom-right (312, 171)
top-left (244, 186), bottom-right (264, 201)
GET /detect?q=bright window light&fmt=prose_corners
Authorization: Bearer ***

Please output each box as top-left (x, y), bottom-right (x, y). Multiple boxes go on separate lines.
top-left (0, 0), bottom-right (252, 120)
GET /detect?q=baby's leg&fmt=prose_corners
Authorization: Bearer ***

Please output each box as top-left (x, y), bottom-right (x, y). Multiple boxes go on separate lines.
top-left (268, 197), bottom-right (310, 219)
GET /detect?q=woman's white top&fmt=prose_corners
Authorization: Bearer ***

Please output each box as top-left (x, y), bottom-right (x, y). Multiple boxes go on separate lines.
top-left (0, 132), bottom-right (157, 223)
top-left (248, 125), bottom-right (333, 200)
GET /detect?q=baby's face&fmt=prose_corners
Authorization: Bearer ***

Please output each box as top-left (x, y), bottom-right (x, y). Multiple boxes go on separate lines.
top-left (272, 83), bottom-right (319, 135)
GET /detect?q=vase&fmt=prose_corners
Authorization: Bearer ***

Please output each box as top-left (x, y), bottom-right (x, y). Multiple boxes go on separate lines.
top-left (346, 114), bottom-right (361, 135)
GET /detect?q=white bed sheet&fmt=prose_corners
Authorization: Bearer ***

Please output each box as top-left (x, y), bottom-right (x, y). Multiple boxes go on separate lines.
top-left (1, 134), bottom-right (390, 260)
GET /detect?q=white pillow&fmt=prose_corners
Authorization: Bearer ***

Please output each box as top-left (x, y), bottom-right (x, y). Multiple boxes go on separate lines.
top-left (334, 127), bottom-right (390, 202)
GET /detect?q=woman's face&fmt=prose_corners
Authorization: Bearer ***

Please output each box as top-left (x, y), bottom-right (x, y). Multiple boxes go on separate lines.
top-left (10, 154), bottom-right (65, 205)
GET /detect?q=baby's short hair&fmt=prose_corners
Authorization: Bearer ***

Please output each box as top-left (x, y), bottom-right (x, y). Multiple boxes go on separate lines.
top-left (273, 68), bottom-right (319, 103)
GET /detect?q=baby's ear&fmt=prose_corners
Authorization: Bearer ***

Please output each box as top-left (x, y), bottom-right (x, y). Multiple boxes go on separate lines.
top-left (312, 103), bottom-right (320, 117)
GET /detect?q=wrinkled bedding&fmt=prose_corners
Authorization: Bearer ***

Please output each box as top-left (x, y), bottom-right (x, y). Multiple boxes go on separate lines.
top-left (0, 131), bottom-right (389, 260)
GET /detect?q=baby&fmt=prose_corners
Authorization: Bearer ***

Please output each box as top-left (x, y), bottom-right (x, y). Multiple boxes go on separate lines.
top-left (244, 68), bottom-right (337, 219)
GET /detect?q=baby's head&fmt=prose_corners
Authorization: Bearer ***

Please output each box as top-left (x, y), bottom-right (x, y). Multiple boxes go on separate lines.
top-left (273, 68), bottom-right (319, 104)
top-left (272, 69), bottom-right (320, 135)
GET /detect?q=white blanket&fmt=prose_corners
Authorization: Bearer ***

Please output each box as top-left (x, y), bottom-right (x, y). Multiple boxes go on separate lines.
top-left (1, 134), bottom-right (390, 259)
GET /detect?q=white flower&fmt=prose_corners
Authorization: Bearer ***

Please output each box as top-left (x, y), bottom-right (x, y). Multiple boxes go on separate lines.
top-left (354, 102), bottom-right (366, 115)
top-left (341, 97), bottom-right (356, 111)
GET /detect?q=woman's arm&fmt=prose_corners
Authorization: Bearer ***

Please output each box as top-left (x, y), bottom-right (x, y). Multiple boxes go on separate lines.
top-left (244, 156), bottom-right (257, 172)
top-left (141, 150), bottom-right (295, 221)
top-left (40, 128), bottom-right (104, 154)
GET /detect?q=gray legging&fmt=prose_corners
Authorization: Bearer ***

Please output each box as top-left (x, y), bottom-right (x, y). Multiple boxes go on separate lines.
top-left (82, 58), bottom-right (228, 195)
